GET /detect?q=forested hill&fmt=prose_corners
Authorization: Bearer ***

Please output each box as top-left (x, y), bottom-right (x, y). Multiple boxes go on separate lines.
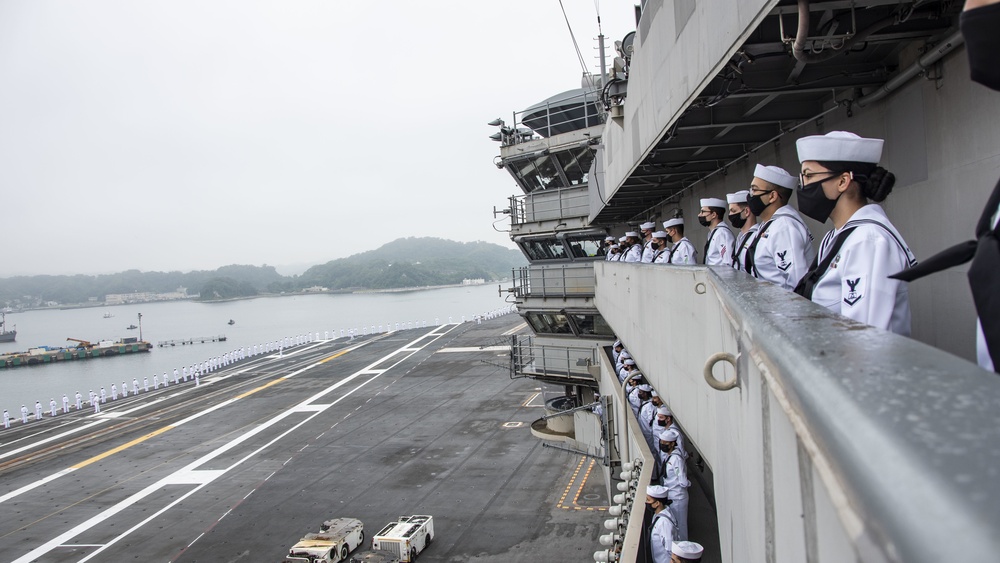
top-left (293, 238), bottom-right (525, 291)
top-left (0, 238), bottom-right (524, 306)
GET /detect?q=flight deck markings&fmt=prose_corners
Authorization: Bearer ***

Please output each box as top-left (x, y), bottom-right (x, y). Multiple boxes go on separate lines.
top-left (11, 324), bottom-right (460, 563)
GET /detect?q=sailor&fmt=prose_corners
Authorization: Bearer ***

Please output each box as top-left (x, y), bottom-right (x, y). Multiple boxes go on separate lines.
top-left (100, 387), bottom-right (106, 403)
top-left (699, 197), bottom-right (735, 266)
top-left (3, 409), bottom-right (8, 429)
top-left (651, 231), bottom-right (671, 264)
top-left (132, 378), bottom-right (140, 395)
top-left (744, 163), bottom-right (815, 290)
top-left (34, 401), bottom-right (43, 420)
top-left (619, 358), bottom-right (638, 383)
top-left (663, 219), bottom-right (697, 265)
top-left (49, 398), bottom-right (57, 417)
top-left (87, 390), bottom-right (94, 407)
top-left (640, 390), bottom-right (659, 452)
top-left (162, 372), bottom-right (169, 387)
top-left (646, 485), bottom-right (677, 563)
top-left (612, 340), bottom-right (624, 363)
top-left (173, 368), bottom-right (180, 384)
top-left (889, 0), bottom-right (1000, 370)
top-left (93, 398), bottom-right (100, 414)
top-left (640, 221), bottom-right (658, 262)
top-left (607, 243), bottom-right (621, 261)
top-left (121, 381), bottom-right (129, 397)
top-left (153, 374), bottom-right (160, 389)
top-left (658, 428), bottom-right (691, 540)
top-left (143, 376), bottom-right (149, 392)
top-left (622, 231), bottom-right (643, 262)
top-left (75, 391), bottom-right (83, 410)
top-left (62, 394), bottom-right (69, 413)
top-left (794, 131), bottom-right (916, 335)
top-left (671, 541), bottom-right (705, 562)
top-left (21, 405), bottom-right (28, 424)
top-left (654, 407), bottom-right (687, 459)
top-left (111, 383), bottom-right (118, 400)
top-left (632, 383), bottom-right (653, 419)
top-left (195, 369), bottom-right (200, 386)
top-left (727, 190), bottom-right (758, 271)
top-left (603, 235), bottom-right (616, 260)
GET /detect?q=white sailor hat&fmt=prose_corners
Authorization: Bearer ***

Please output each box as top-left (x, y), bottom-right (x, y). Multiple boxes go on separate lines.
top-left (625, 231), bottom-right (640, 238)
top-left (604, 236), bottom-right (615, 242)
top-left (660, 428), bottom-right (680, 442)
top-left (639, 221), bottom-right (656, 230)
top-left (753, 164), bottom-right (798, 190)
top-left (652, 230), bottom-right (668, 239)
top-left (699, 197), bottom-right (728, 209)
top-left (651, 390), bottom-right (659, 397)
top-left (727, 190), bottom-right (749, 204)
top-left (613, 340), bottom-right (622, 347)
top-left (624, 359), bottom-right (636, 366)
top-left (796, 130), bottom-right (883, 164)
top-left (657, 406), bottom-right (672, 416)
top-left (663, 218), bottom-right (684, 229)
top-left (672, 541), bottom-right (705, 558)
top-left (647, 484), bottom-right (671, 500)
top-left (619, 236), bottom-right (627, 242)
top-left (620, 351), bottom-right (631, 359)
top-left (637, 384), bottom-right (652, 392)
top-left (610, 244), bottom-right (620, 250)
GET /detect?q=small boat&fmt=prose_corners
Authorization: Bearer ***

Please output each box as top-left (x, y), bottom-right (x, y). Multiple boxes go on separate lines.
top-left (126, 324), bottom-right (138, 330)
top-left (227, 319), bottom-right (236, 326)
top-left (0, 312), bottom-right (15, 343)
top-left (103, 312), bottom-right (114, 318)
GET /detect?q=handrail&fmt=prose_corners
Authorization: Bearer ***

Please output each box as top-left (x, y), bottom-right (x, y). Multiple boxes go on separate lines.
top-left (510, 335), bottom-right (599, 383)
top-left (594, 261), bottom-right (1000, 562)
top-left (509, 264), bottom-right (597, 300)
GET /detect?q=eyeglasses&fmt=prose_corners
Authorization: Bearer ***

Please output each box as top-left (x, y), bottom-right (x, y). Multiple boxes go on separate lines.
top-left (799, 170), bottom-right (839, 184)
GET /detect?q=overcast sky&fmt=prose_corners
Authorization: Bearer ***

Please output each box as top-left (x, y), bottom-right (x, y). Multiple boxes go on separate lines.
top-left (0, 1), bottom-right (635, 276)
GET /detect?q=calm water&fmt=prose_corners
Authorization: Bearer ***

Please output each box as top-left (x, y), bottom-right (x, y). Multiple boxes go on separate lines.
top-left (0, 284), bottom-right (511, 416)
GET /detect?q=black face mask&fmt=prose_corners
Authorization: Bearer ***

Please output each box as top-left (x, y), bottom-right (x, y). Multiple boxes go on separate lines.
top-left (728, 212), bottom-right (746, 229)
top-left (747, 192), bottom-right (772, 217)
top-left (657, 419), bottom-right (667, 427)
top-left (796, 176), bottom-right (840, 223)
top-left (962, 3), bottom-right (1000, 91)
top-left (697, 216), bottom-right (711, 227)
top-left (651, 242), bottom-right (660, 251)
top-left (659, 443), bottom-right (672, 453)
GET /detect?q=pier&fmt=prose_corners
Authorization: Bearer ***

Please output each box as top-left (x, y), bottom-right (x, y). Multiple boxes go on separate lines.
top-left (156, 335), bottom-right (227, 347)
top-left (0, 339), bottom-right (152, 368)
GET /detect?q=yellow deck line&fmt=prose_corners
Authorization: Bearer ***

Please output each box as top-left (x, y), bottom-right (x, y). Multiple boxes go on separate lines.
top-left (72, 426), bottom-right (174, 469)
top-left (72, 348), bottom-right (354, 469)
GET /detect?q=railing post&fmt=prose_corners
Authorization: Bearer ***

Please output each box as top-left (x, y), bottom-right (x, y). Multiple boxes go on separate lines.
top-left (562, 265), bottom-right (568, 299)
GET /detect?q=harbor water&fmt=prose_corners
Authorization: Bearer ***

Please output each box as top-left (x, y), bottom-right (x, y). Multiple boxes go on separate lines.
top-left (0, 284), bottom-right (512, 416)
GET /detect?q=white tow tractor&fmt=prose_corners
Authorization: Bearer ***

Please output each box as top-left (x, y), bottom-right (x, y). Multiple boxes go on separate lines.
top-left (284, 517), bottom-right (365, 563)
top-left (370, 515), bottom-right (434, 562)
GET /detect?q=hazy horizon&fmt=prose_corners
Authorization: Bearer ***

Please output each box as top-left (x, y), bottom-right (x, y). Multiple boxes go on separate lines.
top-left (0, 1), bottom-right (635, 277)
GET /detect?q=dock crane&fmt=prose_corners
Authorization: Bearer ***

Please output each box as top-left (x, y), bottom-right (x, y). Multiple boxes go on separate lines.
top-left (66, 338), bottom-right (92, 348)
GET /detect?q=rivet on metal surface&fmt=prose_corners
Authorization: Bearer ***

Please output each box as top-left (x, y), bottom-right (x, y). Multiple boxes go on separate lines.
top-left (704, 352), bottom-right (738, 391)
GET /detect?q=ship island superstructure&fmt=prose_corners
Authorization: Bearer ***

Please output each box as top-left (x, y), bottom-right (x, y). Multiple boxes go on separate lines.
top-left (490, 2), bottom-right (1000, 562)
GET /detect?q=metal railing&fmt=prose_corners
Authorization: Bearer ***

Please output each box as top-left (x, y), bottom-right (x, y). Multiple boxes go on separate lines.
top-left (508, 185), bottom-right (591, 226)
top-left (498, 88), bottom-right (604, 146)
top-left (510, 264), bottom-right (596, 299)
top-left (510, 334), bottom-right (599, 385)
top-left (594, 261), bottom-right (1000, 562)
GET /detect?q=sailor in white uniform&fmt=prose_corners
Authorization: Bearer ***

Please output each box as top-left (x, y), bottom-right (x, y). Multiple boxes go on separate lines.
top-left (3, 409), bottom-right (8, 429)
top-left (100, 387), bottom-right (106, 403)
top-left (121, 381), bottom-right (128, 397)
top-left (646, 485), bottom-right (677, 563)
top-left (132, 378), bottom-right (140, 395)
top-left (111, 383), bottom-right (118, 401)
top-left (744, 164), bottom-right (815, 290)
top-left (607, 243), bottom-right (621, 261)
top-left (658, 428), bottom-right (690, 540)
top-left (650, 231), bottom-right (671, 264)
top-left (672, 541), bottom-right (705, 562)
top-left (34, 401), bottom-right (43, 420)
top-left (49, 398), bottom-right (57, 417)
top-left (21, 405), bottom-right (28, 424)
top-left (143, 377), bottom-right (149, 392)
top-left (698, 197), bottom-right (735, 266)
top-left (663, 219), bottom-right (697, 265)
top-left (62, 394), bottom-right (69, 413)
top-left (639, 221), bottom-right (658, 262)
top-left (75, 391), bottom-right (83, 410)
top-left (794, 131), bottom-right (917, 334)
top-left (604, 235), bottom-right (616, 260)
top-left (622, 231), bottom-right (643, 262)
top-left (727, 190), bottom-right (759, 271)
top-left (173, 368), bottom-right (180, 384)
